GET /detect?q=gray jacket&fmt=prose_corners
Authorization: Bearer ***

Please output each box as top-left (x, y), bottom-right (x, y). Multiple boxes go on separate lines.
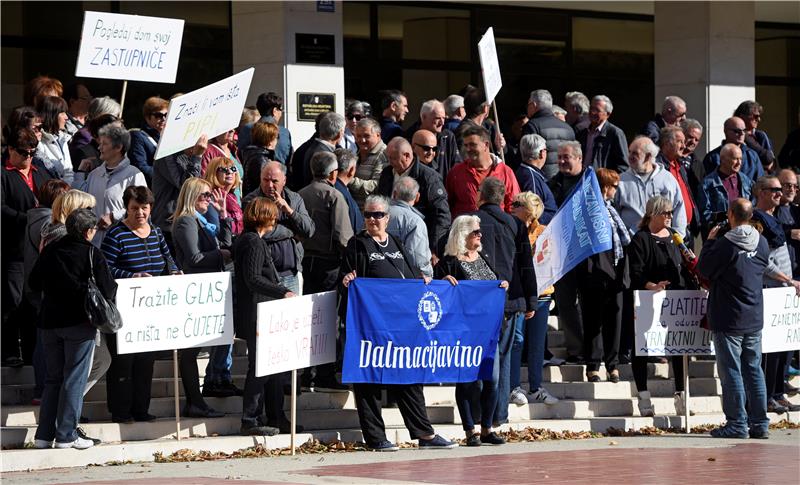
top-left (387, 200), bottom-right (433, 277)
top-left (243, 186), bottom-right (314, 272)
top-left (614, 164), bottom-right (687, 237)
top-left (350, 141), bottom-right (387, 209)
top-left (298, 180), bottom-right (353, 260)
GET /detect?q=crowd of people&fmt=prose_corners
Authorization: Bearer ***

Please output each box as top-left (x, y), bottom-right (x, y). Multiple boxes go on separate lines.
top-left (2, 74), bottom-right (800, 451)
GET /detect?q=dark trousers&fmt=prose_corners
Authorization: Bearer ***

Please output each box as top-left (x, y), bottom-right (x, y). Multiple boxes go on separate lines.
top-left (619, 289), bottom-right (635, 360)
top-left (178, 347), bottom-right (207, 410)
top-left (455, 380), bottom-right (498, 431)
top-left (241, 336), bottom-right (286, 427)
top-left (762, 351), bottom-right (788, 399)
top-left (302, 256), bottom-right (341, 383)
top-left (553, 270), bottom-right (583, 358)
top-left (632, 355), bottom-right (685, 393)
top-left (106, 336), bottom-right (156, 419)
top-left (579, 282), bottom-right (622, 372)
top-left (1, 261), bottom-right (25, 361)
top-left (353, 383), bottom-right (434, 446)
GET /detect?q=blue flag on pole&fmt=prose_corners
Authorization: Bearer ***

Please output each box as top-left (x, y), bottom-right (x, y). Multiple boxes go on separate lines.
top-left (533, 167), bottom-right (613, 295)
top-left (342, 278), bottom-right (505, 384)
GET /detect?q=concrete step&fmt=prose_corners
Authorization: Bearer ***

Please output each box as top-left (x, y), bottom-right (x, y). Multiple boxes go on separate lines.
top-left (4, 410), bottom-right (798, 473)
top-left (533, 361), bottom-right (719, 383)
top-left (528, 377), bottom-right (722, 400)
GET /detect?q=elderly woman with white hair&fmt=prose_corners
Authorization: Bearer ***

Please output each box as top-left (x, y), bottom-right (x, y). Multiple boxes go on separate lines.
top-left (435, 214), bottom-right (509, 447)
top-left (74, 122), bottom-right (146, 245)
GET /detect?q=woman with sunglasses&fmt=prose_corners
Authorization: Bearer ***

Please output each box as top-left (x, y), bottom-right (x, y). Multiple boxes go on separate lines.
top-left (343, 101), bottom-right (366, 154)
top-left (201, 130), bottom-right (244, 200)
top-left (171, 177), bottom-right (233, 418)
top-left (628, 195), bottom-right (692, 417)
top-left (204, 157), bottom-right (244, 236)
top-left (36, 96), bottom-right (75, 184)
top-left (129, 96), bottom-right (168, 184)
top-left (435, 215), bottom-right (508, 447)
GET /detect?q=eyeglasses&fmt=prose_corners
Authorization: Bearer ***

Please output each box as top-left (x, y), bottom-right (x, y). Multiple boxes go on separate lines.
top-left (469, 229), bottom-right (482, 238)
top-left (659, 210), bottom-right (674, 217)
top-left (152, 112), bottom-right (168, 120)
top-left (364, 211), bottom-right (387, 220)
top-left (347, 113), bottom-right (364, 121)
top-left (274, 105), bottom-right (283, 111)
top-left (764, 187), bottom-right (783, 193)
top-left (727, 128), bottom-right (746, 135)
top-left (414, 143), bottom-right (439, 153)
top-left (782, 183), bottom-right (799, 191)
top-left (199, 191), bottom-right (214, 200)
top-left (14, 147), bottom-right (37, 158)
top-left (216, 166), bottom-right (238, 174)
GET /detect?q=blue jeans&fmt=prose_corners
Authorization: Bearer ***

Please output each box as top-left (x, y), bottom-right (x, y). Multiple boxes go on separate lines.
top-left (510, 299), bottom-right (550, 390)
top-left (493, 312), bottom-right (521, 426)
top-left (203, 344), bottom-right (233, 386)
top-left (35, 324), bottom-right (96, 443)
top-left (713, 330), bottom-right (769, 434)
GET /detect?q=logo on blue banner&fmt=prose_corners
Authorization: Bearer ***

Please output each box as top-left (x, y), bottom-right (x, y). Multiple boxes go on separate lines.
top-left (533, 167), bottom-right (613, 294)
top-left (343, 278), bottom-right (505, 384)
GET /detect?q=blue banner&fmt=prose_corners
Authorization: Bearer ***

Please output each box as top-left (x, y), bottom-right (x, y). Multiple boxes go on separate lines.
top-left (343, 278), bottom-right (505, 384)
top-left (533, 167), bottom-right (613, 294)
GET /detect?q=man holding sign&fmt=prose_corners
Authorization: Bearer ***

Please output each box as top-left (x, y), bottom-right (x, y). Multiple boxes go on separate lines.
top-left (697, 198), bottom-right (771, 439)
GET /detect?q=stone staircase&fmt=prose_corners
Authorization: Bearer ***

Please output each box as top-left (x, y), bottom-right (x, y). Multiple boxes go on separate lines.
top-left (1, 316), bottom-right (798, 472)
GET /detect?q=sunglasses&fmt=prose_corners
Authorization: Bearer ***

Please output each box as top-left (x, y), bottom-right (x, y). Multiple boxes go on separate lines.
top-left (782, 183), bottom-right (799, 191)
top-left (364, 211), bottom-right (387, 220)
top-left (727, 128), bottom-right (746, 135)
top-left (765, 187), bottom-right (783, 193)
top-left (199, 191), bottom-right (214, 200)
top-left (469, 229), bottom-right (482, 238)
top-left (660, 210), bottom-right (674, 217)
top-left (216, 166), bottom-right (238, 174)
top-left (14, 147), bottom-right (37, 158)
top-left (415, 143), bottom-right (439, 153)
top-left (152, 112), bottom-right (168, 120)
top-left (347, 113), bottom-right (364, 121)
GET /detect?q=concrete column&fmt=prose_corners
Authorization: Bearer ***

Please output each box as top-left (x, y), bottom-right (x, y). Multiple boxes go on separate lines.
top-left (654, 1), bottom-right (755, 157)
top-left (231, 1), bottom-right (344, 141)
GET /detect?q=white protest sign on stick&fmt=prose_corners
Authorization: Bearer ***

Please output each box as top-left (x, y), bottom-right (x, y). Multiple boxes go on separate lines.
top-left (634, 290), bottom-right (714, 356)
top-left (115, 272), bottom-right (233, 354)
top-left (256, 291), bottom-right (338, 377)
top-left (155, 68), bottom-right (255, 160)
top-left (75, 11), bottom-right (184, 83)
top-left (762, 287), bottom-right (800, 353)
top-left (478, 27), bottom-right (502, 104)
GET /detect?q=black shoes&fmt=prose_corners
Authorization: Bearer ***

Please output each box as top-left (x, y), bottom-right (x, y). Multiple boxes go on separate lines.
top-left (466, 433), bottom-right (482, 447)
top-left (134, 413), bottom-right (158, 422)
top-left (241, 424), bottom-right (279, 436)
top-left (182, 404), bottom-right (224, 418)
top-left (111, 415), bottom-right (134, 424)
top-left (202, 382), bottom-right (243, 398)
top-left (479, 432), bottom-right (505, 445)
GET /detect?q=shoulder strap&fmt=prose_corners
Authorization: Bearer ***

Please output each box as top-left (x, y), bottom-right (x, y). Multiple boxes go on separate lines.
top-left (88, 245), bottom-right (97, 283)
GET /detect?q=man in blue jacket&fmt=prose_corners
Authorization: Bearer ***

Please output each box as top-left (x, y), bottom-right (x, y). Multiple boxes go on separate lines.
top-left (702, 116), bottom-right (764, 182)
top-left (696, 198), bottom-right (770, 439)
top-left (697, 144), bottom-right (754, 236)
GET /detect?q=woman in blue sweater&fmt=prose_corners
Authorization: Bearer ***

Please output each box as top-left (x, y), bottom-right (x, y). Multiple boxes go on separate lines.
top-left (101, 186), bottom-right (179, 422)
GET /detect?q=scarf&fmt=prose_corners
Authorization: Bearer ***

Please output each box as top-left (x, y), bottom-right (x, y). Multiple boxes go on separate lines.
top-left (606, 200), bottom-right (631, 266)
top-left (196, 211), bottom-right (218, 239)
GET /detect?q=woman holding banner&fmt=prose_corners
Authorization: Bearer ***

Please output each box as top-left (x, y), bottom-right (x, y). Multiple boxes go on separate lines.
top-left (628, 195), bottom-right (691, 417)
top-left (171, 177), bottom-right (232, 418)
top-left (233, 197), bottom-right (295, 435)
top-left (576, 169), bottom-right (630, 384)
top-left (436, 214), bottom-right (508, 447)
top-left (340, 194), bottom-right (456, 451)
top-left (101, 186), bottom-right (179, 423)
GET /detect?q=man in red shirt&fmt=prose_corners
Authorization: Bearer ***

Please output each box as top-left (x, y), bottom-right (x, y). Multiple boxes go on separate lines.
top-left (446, 125), bottom-right (519, 218)
top-left (657, 125), bottom-right (696, 238)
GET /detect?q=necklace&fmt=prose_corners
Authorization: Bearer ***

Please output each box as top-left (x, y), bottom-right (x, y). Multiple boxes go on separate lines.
top-left (375, 237), bottom-right (389, 248)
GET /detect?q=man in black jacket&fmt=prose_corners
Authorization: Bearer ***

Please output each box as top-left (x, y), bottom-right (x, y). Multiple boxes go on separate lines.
top-left (575, 95), bottom-right (628, 173)
top-left (471, 177), bottom-right (537, 428)
top-left (406, 99), bottom-right (462, 180)
top-left (376, 136), bottom-right (451, 257)
top-left (523, 89), bottom-right (575, 180)
top-left (697, 198), bottom-right (771, 439)
top-left (639, 95), bottom-right (687, 146)
top-left (301, 112), bottom-right (345, 188)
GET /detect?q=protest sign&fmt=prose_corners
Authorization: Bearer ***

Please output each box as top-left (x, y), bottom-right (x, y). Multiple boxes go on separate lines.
top-left (154, 68), bottom-right (255, 159)
top-left (115, 273), bottom-right (233, 354)
top-left (478, 27), bottom-right (502, 104)
top-left (762, 287), bottom-right (800, 353)
top-left (533, 167), bottom-right (612, 295)
top-left (255, 291), bottom-right (338, 377)
top-left (634, 290), bottom-right (714, 356)
top-left (75, 11), bottom-right (184, 83)
top-left (343, 279), bottom-right (505, 384)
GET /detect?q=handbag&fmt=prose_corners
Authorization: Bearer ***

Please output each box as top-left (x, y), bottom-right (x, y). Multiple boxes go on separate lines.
top-left (85, 246), bottom-right (123, 334)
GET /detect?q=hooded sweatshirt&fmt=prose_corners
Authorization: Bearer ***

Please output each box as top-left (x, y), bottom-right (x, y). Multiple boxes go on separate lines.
top-left (697, 224), bottom-right (770, 334)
